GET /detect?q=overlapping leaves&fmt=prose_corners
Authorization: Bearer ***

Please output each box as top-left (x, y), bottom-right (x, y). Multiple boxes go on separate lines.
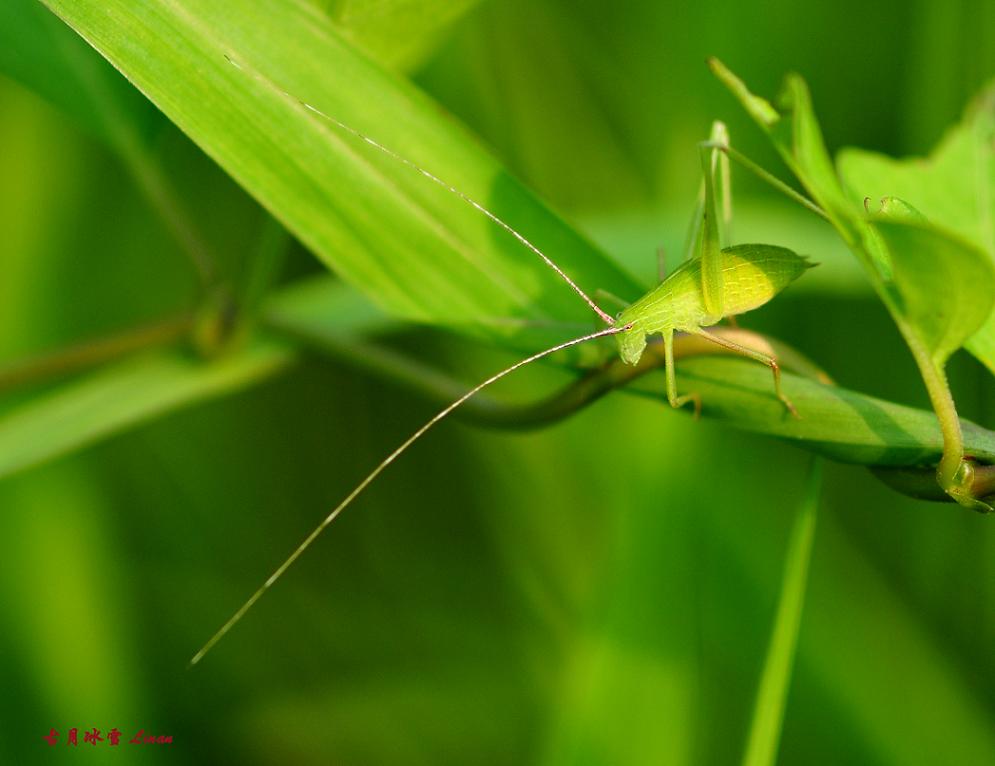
top-left (711, 60), bottom-right (995, 508)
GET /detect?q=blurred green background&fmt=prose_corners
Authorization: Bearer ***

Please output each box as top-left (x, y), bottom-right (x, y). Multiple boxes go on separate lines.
top-left (1, 0), bottom-right (993, 763)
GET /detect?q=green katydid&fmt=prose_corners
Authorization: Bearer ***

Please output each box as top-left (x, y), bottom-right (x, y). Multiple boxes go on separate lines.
top-left (190, 59), bottom-right (815, 665)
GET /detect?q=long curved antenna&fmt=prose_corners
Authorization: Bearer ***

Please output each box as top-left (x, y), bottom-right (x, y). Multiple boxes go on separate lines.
top-left (190, 323), bottom-right (629, 666)
top-left (224, 55), bottom-right (615, 326)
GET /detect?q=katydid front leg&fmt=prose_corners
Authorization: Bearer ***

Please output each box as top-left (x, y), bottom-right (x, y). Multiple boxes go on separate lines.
top-left (663, 330), bottom-right (702, 416)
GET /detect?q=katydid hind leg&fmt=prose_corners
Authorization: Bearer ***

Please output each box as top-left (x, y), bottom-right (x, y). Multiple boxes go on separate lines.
top-left (710, 122), bottom-right (733, 243)
top-left (693, 328), bottom-right (799, 417)
top-left (697, 125), bottom-right (727, 320)
top-left (682, 191), bottom-right (705, 265)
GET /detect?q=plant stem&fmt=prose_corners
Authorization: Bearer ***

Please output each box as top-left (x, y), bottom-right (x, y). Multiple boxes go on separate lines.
top-left (264, 314), bottom-right (830, 428)
top-left (873, 463), bottom-right (995, 503)
top-left (0, 314), bottom-right (192, 395)
top-left (240, 218), bottom-right (291, 317)
top-left (910, 344), bottom-right (964, 487)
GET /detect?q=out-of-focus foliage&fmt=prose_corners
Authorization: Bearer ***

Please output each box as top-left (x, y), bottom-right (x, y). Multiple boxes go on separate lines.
top-left (321, 0), bottom-right (485, 72)
top-left (0, 1), bottom-right (993, 765)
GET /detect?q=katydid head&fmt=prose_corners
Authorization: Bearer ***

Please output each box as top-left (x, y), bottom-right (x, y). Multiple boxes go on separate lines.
top-left (615, 322), bottom-right (648, 365)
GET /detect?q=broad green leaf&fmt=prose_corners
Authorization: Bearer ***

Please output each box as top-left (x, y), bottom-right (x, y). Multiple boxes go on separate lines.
top-left (655, 357), bottom-right (995, 468)
top-left (870, 220), bottom-right (995, 366)
top-left (741, 460), bottom-right (820, 766)
top-left (838, 86), bottom-right (995, 373)
top-left (771, 74), bottom-right (856, 222)
top-left (263, 275), bottom-right (401, 342)
top-left (838, 85), bottom-right (995, 255)
top-left (324, 0), bottom-right (484, 72)
top-left (41, 0), bottom-right (639, 353)
top-left (967, 313), bottom-right (995, 374)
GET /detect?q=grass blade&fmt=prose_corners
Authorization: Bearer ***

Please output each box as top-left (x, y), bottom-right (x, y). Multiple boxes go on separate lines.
top-left (741, 459), bottom-right (821, 766)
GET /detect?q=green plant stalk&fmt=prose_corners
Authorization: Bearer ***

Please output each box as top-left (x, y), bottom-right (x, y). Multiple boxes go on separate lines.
top-left (265, 311), bottom-right (828, 428)
top-left (849, 248), bottom-right (981, 507)
top-left (902, 334), bottom-right (966, 489)
top-left (848, 236), bottom-right (980, 513)
top-left (3, 280), bottom-right (993, 503)
top-left (240, 217), bottom-right (291, 318)
top-left (0, 313), bottom-right (192, 395)
top-left (852, 260), bottom-right (975, 505)
top-left (848, 224), bottom-right (975, 504)
top-left (191, 217), bottom-right (293, 358)
top-left (741, 458), bottom-right (821, 766)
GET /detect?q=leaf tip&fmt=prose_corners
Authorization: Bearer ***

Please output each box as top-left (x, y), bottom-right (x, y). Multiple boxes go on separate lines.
top-left (708, 57), bottom-right (780, 127)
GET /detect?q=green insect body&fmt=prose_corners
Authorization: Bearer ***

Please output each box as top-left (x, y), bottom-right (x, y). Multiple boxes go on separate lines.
top-left (614, 243), bottom-right (813, 415)
top-left (617, 244), bottom-right (814, 365)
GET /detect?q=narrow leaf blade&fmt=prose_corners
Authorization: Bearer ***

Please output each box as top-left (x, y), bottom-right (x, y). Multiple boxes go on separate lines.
top-left (741, 460), bottom-right (821, 766)
top-left (0, 341), bottom-right (293, 482)
top-left (40, 0), bottom-right (640, 351)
